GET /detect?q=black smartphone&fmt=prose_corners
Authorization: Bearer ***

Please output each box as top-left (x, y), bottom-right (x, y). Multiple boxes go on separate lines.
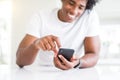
top-left (58, 48), bottom-right (74, 61)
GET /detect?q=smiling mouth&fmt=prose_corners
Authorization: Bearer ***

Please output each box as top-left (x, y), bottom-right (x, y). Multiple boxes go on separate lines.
top-left (67, 13), bottom-right (76, 20)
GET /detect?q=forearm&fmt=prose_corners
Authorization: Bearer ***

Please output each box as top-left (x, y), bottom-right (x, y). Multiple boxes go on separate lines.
top-left (16, 43), bottom-right (39, 67)
top-left (79, 53), bottom-right (99, 68)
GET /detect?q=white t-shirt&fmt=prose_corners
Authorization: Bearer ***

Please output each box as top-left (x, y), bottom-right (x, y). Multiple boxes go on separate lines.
top-left (26, 8), bottom-right (100, 66)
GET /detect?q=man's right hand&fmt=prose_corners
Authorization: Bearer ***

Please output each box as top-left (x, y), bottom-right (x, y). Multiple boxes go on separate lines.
top-left (34, 35), bottom-right (61, 51)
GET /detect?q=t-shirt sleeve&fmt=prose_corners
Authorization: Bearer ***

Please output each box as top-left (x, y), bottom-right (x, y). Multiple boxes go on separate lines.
top-left (25, 12), bottom-right (42, 38)
top-left (85, 10), bottom-right (100, 37)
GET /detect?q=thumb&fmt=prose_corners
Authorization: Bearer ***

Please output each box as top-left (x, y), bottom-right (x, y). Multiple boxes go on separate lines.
top-left (53, 49), bottom-right (58, 57)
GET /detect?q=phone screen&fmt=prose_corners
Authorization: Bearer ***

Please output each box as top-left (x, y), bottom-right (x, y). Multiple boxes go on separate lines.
top-left (58, 48), bottom-right (74, 61)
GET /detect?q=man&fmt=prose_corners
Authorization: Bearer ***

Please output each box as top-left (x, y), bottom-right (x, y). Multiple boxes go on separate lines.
top-left (16, 0), bottom-right (100, 70)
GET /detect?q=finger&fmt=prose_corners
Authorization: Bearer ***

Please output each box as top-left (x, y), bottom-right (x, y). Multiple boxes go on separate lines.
top-left (53, 49), bottom-right (58, 57)
top-left (48, 40), bottom-right (56, 50)
top-left (54, 57), bottom-right (68, 70)
top-left (42, 38), bottom-right (50, 50)
top-left (45, 43), bottom-right (52, 51)
top-left (52, 35), bottom-right (61, 48)
top-left (58, 55), bottom-right (73, 68)
top-left (58, 55), bottom-right (70, 66)
top-left (47, 36), bottom-right (56, 49)
top-left (43, 36), bottom-right (56, 51)
top-left (39, 40), bottom-right (46, 50)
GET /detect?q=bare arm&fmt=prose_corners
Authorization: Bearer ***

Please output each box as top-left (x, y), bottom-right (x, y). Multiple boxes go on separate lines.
top-left (53, 36), bottom-right (100, 70)
top-left (16, 34), bottom-right (39, 67)
top-left (80, 36), bottom-right (100, 68)
top-left (16, 34), bottom-right (61, 67)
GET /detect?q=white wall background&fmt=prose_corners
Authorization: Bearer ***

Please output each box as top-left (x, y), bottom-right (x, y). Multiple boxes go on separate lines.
top-left (95, 0), bottom-right (120, 24)
top-left (11, 0), bottom-right (120, 66)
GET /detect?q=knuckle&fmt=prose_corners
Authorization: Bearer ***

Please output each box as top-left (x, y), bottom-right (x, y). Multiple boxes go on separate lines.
top-left (54, 36), bottom-right (58, 40)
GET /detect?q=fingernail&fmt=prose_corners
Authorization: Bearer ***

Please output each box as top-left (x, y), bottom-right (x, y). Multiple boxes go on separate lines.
top-left (58, 55), bottom-right (62, 58)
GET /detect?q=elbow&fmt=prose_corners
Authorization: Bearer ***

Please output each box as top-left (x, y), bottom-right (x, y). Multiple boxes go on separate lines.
top-left (16, 51), bottom-right (24, 68)
top-left (16, 59), bottom-right (34, 68)
top-left (16, 54), bottom-right (24, 68)
top-left (16, 60), bottom-right (24, 68)
top-left (16, 52), bottom-right (33, 68)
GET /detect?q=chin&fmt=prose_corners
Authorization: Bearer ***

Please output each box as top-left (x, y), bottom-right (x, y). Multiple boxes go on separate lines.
top-left (67, 21), bottom-right (73, 23)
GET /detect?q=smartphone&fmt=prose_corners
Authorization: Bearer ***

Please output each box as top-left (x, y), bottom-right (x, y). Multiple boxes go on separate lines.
top-left (58, 48), bottom-right (74, 61)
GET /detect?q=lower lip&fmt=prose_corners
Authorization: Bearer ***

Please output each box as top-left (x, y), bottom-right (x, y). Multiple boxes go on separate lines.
top-left (67, 15), bottom-right (75, 20)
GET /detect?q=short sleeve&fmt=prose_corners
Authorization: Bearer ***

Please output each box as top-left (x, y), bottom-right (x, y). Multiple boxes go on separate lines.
top-left (25, 12), bottom-right (42, 38)
top-left (85, 10), bottom-right (100, 37)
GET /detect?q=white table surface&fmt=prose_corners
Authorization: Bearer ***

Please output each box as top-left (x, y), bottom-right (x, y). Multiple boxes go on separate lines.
top-left (0, 65), bottom-right (120, 80)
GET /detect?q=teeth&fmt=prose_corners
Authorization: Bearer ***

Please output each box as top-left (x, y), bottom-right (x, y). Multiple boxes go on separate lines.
top-left (68, 13), bottom-right (75, 19)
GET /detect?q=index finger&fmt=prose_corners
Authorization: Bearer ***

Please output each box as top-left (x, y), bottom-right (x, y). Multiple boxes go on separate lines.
top-left (53, 48), bottom-right (58, 57)
top-left (52, 35), bottom-right (61, 48)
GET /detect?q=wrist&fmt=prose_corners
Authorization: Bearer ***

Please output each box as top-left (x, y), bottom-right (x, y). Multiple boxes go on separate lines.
top-left (33, 39), bottom-right (41, 50)
top-left (74, 59), bottom-right (82, 68)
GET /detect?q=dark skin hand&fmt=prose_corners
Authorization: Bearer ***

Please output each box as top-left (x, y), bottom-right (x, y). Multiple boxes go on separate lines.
top-left (16, 34), bottom-right (61, 67)
top-left (54, 36), bottom-right (100, 70)
top-left (54, 55), bottom-right (80, 70)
